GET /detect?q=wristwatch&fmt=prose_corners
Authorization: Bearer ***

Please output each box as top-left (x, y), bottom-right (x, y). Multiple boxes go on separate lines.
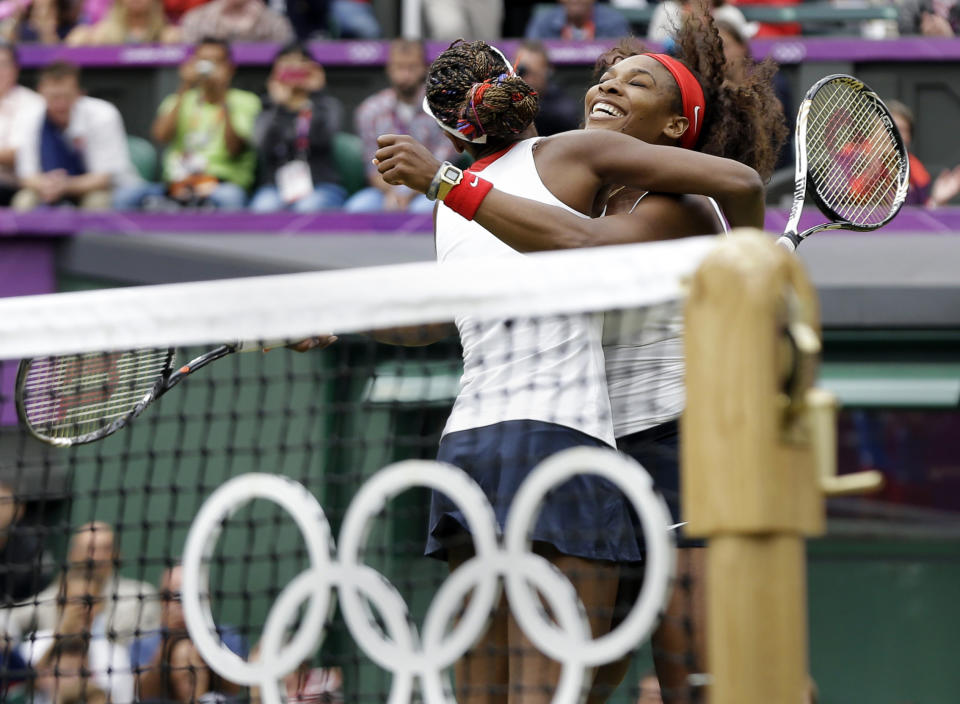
top-left (427, 162), bottom-right (464, 201)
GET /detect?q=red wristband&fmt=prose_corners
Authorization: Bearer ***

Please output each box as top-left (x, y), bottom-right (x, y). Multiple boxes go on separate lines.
top-left (443, 173), bottom-right (493, 220)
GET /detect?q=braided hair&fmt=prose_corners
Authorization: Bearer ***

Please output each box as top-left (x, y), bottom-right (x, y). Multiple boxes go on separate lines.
top-left (426, 40), bottom-right (539, 143)
top-left (593, 10), bottom-right (788, 181)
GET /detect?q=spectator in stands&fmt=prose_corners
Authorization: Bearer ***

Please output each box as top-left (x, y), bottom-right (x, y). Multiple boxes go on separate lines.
top-left (423, 0), bottom-right (503, 39)
top-left (115, 37), bottom-right (260, 210)
top-left (646, 0), bottom-right (688, 43)
top-left (138, 635), bottom-right (239, 703)
top-left (0, 0), bottom-right (80, 44)
top-left (525, 0), bottom-right (631, 40)
top-left (275, 0), bottom-right (382, 40)
top-left (514, 40), bottom-right (580, 136)
top-left (281, 0), bottom-right (330, 38)
top-left (12, 62), bottom-right (140, 211)
top-left (888, 99), bottom-right (960, 208)
top-left (32, 636), bottom-right (110, 704)
top-left (0, 42), bottom-right (43, 207)
top-left (344, 39), bottom-right (453, 214)
top-left (5, 522), bottom-right (159, 647)
top-left (330, 0), bottom-right (380, 38)
top-left (729, 0), bottom-right (801, 37)
top-left (0, 480), bottom-right (39, 696)
top-left (163, 0), bottom-right (212, 24)
top-left (898, 0), bottom-right (960, 36)
top-left (649, 0), bottom-right (756, 47)
top-left (180, 0), bottom-right (293, 44)
top-left (0, 481), bottom-right (49, 604)
top-left (283, 664), bottom-right (343, 704)
top-left (66, 0), bottom-right (181, 45)
top-left (637, 670), bottom-right (663, 703)
top-left (251, 41), bottom-right (345, 212)
top-left (131, 564), bottom-right (247, 698)
top-left (10, 522), bottom-right (156, 704)
top-left (249, 647), bottom-right (343, 704)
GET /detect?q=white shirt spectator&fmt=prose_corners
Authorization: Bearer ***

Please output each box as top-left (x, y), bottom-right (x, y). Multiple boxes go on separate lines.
top-left (16, 95), bottom-right (141, 187)
top-left (4, 573), bottom-right (160, 648)
top-left (19, 613), bottom-right (135, 704)
top-left (0, 85), bottom-right (44, 182)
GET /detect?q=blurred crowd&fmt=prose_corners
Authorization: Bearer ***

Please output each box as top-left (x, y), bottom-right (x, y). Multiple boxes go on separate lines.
top-left (0, 0), bottom-right (957, 215)
top-left (0, 513), bottom-right (345, 704)
top-left (1, 0), bottom-right (959, 46)
top-left (0, 504), bottom-right (659, 702)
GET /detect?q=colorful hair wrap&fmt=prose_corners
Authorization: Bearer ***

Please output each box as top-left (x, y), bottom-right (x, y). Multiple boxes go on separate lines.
top-left (422, 43), bottom-right (518, 145)
top-left (644, 53), bottom-right (706, 150)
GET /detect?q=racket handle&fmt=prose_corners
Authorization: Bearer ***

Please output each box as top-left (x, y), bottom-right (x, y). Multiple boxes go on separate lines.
top-left (776, 235), bottom-right (798, 253)
top-left (233, 339), bottom-right (293, 352)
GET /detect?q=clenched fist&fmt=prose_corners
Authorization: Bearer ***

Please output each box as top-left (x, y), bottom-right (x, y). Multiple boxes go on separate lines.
top-left (373, 134), bottom-right (445, 194)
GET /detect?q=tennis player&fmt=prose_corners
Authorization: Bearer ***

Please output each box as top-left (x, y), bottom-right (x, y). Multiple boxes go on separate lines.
top-left (373, 25), bottom-right (780, 703)
top-left (375, 12), bottom-right (786, 703)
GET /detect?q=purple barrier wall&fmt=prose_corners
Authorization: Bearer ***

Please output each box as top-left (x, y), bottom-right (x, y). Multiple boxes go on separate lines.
top-left (3, 206), bottom-right (960, 240)
top-left (0, 239), bottom-right (56, 425)
top-left (16, 38), bottom-right (960, 69)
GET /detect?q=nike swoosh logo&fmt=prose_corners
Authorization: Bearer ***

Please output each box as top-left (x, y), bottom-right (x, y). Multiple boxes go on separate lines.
top-left (470, 176), bottom-right (479, 187)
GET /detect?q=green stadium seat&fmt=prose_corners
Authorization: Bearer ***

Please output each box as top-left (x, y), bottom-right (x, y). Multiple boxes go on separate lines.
top-left (332, 132), bottom-right (367, 196)
top-left (127, 135), bottom-right (158, 182)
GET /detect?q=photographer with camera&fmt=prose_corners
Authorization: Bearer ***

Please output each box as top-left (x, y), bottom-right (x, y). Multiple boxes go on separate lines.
top-left (113, 36), bottom-right (261, 210)
top-left (249, 41), bottom-right (346, 212)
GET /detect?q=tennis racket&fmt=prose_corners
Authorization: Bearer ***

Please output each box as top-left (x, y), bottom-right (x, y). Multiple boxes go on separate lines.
top-left (16, 340), bottom-right (285, 447)
top-left (777, 74), bottom-right (909, 252)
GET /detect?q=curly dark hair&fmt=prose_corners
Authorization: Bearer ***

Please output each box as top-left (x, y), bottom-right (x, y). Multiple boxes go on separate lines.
top-left (593, 10), bottom-right (788, 181)
top-left (426, 40), bottom-right (539, 143)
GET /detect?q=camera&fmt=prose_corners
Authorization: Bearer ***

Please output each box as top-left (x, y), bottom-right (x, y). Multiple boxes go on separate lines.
top-left (195, 59), bottom-right (215, 77)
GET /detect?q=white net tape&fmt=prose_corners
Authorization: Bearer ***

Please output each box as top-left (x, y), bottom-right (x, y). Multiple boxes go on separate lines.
top-left (0, 237), bottom-right (717, 359)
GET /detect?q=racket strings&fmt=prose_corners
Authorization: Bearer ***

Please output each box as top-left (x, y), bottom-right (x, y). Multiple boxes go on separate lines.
top-left (819, 105), bottom-right (900, 216)
top-left (811, 94), bottom-right (898, 220)
top-left (806, 82), bottom-right (906, 226)
top-left (21, 349), bottom-right (172, 438)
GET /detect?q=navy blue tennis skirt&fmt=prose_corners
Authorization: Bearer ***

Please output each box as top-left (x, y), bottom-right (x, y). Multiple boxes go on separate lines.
top-left (617, 419), bottom-right (703, 548)
top-left (426, 419), bottom-right (646, 562)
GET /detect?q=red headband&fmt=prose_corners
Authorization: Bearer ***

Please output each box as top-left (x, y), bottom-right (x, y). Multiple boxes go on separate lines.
top-left (644, 53), bottom-right (705, 150)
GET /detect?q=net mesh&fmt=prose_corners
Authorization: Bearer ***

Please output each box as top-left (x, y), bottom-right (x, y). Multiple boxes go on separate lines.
top-left (0, 239), bottom-right (718, 704)
top-left (806, 79), bottom-right (906, 226)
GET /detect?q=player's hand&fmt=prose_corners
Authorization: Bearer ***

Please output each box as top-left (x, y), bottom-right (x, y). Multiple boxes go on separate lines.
top-left (286, 335), bottom-right (338, 353)
top-left (373, 134), bottom-right (442, 194)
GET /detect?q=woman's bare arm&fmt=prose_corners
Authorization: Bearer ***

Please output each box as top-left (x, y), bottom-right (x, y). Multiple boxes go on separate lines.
top-left (374, 132), bottom-right (763, 254)
top-left (541, 130), bottom-right (765, 230)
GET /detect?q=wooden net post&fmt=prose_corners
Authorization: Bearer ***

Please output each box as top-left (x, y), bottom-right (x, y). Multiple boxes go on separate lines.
top-left (681, 229), bottom-right (880, 704)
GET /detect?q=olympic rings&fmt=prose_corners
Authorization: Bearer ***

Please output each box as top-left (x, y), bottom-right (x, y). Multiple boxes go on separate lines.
top-left (181, 446), bottom-right (676, 704)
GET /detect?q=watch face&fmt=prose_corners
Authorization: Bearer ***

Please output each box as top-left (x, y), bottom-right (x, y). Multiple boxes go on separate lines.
top-left (442, 166), bottom-right (461, 182)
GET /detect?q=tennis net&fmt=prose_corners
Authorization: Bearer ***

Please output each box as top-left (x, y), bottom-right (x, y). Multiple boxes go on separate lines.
top-left (0, 236), bottom-right (720, 704)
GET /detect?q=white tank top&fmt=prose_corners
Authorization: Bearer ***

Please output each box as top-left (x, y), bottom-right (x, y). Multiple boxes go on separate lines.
top-left (604, 194), bottom-right (729, 438)
top-left (435, 138), bottom-right (615, 446)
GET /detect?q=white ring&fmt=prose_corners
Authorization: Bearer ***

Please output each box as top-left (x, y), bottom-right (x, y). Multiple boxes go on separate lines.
top-left (181, 473), bottom-right (334, 704)
top-left (183, 448), bottom-right (676, 703)
top-left (503, 447), bottom-right (675, 667)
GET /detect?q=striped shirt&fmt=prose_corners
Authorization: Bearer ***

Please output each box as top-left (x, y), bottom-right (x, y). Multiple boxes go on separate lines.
top-left (180, 0), bottom-right (294, 44)
top-left (354, 87), bottom-right (455, 180)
